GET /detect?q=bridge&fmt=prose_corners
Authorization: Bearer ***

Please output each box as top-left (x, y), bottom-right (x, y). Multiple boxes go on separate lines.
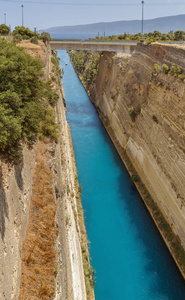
top-left (50, 40), bottom-right (137, 54)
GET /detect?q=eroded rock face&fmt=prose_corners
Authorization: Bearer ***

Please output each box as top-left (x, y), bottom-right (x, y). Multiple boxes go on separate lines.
top-left (92, 44), bottom-right (185, 249)
top-left (0, 147), bottom-right (35, 300)
top-left (0, 42), bottom-right (89, 300)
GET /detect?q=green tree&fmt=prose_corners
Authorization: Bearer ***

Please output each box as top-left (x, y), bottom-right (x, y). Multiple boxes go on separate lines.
top-left (30, 36), bottom-right (38, 44)
top-left (167, 30), bottom-right (174, 40)
top-left (0, 38), bottom-right (59, 162)
top-left (40, 32), bottom-right (51, 44)
top-left (174, 30), bottom-right (185, 41)
top-left (0, 24), bottom-right (10, 35)
top-left (13, 26), bottom-right (40, 40)
top-left (13, 34), bottom-right (23, 44)
top-left (153, 30), bottom-right (162, 40)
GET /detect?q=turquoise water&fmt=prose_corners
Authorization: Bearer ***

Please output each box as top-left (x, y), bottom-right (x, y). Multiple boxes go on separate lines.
top-left (58, 50), bottom-right (185, 300)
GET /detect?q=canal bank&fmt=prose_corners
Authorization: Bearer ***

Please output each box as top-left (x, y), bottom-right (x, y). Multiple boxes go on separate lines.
top-left (58, 49), bottom-right (185, 300)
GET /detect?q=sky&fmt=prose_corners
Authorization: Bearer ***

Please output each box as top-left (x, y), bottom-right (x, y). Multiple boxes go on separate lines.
top-left (1, 0), bottom-right (185, 31)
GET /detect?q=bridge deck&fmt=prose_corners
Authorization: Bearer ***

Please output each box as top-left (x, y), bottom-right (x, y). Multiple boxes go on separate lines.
top-left (50, 40), bottom-right (137, 53)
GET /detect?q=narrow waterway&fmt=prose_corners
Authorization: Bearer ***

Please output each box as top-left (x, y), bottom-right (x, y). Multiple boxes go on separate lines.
top-left (58, 50), bottom-right (185, 300)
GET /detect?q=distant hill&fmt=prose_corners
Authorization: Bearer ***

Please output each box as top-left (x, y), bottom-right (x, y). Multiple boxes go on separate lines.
top-left (41, 14), bottom-right (185, 38)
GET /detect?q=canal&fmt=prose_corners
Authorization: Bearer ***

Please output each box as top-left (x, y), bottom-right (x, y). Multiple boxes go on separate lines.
top-left (58, 50), bottom-right (185, 300)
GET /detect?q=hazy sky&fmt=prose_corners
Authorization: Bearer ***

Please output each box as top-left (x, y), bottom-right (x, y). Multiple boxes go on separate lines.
top-left (1, 0), bottom-right (185, 31)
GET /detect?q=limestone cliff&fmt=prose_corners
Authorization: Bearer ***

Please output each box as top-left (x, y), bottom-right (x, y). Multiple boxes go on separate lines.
top-left (0, 41), bottom-right (89, 300)
top-left (89, 44), bottom-right (185, 278)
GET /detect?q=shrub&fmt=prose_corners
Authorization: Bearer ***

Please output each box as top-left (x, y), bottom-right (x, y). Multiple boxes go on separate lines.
top-left (12, 26), bottom-right (39, 40)
top-left (0, 24), bottom-right (10, 35)
top-left (40, 32), bottom-right (51, 44)
top-left (175, 66), bottom-right (182, 75)
top-left (153, 63), bottom-right (160, 74)
top-left (51, 57), bottom-right (57, 65)
top-left (178, 74), bottom-right (185, 81)
top-left (30, 36), bottom-right (38, 44)
top-left (13, 34), bottom-right (23, 44)
top-left (170, 65), bottom-right (182, 75)
top-left (129, 106), bottom-right (136, 122)
top-left (0, 38), bottom-right (59, 162)
top-left (162, 63), bottom-right (170, 74)
top-left (47, 89), bottom-right (59, 106)
top-left (147, 37), bottom-right (156, 44)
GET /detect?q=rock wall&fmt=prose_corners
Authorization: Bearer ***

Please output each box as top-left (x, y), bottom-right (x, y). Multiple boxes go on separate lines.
top-left (91, 43), bottom-right (185, 275)
top-left (0, 147), bottom-right (35, 300)
top-left (54, 79), bottom-right (87, 300)
top-left (0, 42), bottom-right (88, 300)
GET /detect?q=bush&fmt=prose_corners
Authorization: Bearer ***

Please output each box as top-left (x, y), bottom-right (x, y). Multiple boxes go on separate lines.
top-left (13, 26), bottom-right (39, 40)
top-left (129, 106), bottom-right (136, 122)
top-left (40, 32), bottom-right (51, 44)
top-left (30, 36), bottom-right (38, 44)
top-left (170, 65), bottom-right (182, 75)
top-left (13, 34), bottom-right (23, 44)
top-left (162, 63), bottom-right (170, 74)
top-left (0, 38), bottom-right (59, 162)
top-left (51, 57), bottom-right (57, 65)
top-left (175, 66), bottom-right (182, 75)
top-left (178, 74), bottom-right (185, 81)
top-left (153, 63), bottom-right (160, 74)
top-left (0, 24), bottom-right (10, 35)
top-left (147, 37), bottom-right (156, 44)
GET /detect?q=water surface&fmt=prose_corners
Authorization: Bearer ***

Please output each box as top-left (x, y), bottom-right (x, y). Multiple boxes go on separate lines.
top-left (58, 50), bottom-right (185, 300)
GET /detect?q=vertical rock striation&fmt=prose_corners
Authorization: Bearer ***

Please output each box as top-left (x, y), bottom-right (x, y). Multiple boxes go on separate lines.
top-left (0, 147), bottom-right (35, 300)
top-left (91, 43), bottom-right (185, 278)
top-left (0, 41), bottom-right (89, 300)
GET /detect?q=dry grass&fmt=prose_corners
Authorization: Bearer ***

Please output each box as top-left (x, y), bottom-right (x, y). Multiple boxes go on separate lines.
top-left (19, 140), bottom-right (57, 300)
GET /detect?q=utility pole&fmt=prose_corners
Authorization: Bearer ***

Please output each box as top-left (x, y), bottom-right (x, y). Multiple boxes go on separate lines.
top-left (141, 1), bottom-right (144, 40)
top-left (4, 13), bottom-right (6, 25)
top-left (21, 5), bottom-right (24, 26)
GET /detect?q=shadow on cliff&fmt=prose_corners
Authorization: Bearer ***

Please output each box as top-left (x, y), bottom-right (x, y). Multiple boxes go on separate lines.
top-left (14, 162), bottom-right (23, 190)
top-left (0, 166), bottom-right (8, 241)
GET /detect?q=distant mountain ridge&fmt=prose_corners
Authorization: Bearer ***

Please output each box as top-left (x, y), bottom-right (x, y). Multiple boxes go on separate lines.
top-left (41, 14), bottom-right (185, 38)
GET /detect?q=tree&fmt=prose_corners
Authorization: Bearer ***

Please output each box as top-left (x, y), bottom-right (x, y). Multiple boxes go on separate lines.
top-left (153, 30), bottom-right (162, 40)
top-left (40, 32), bottom-right (51, 44)
top-left (0, 24), bottom-right (10, 35)
top-left (13, 26), bottom-right (40, 40)
top-left (0, 38), bottom-right (58, 162)
top-left (30, 36), bottom-right (38, 44)
top-left (13, 34), bottom-right (23, 44)
top-left (174, 30), bottom-right (185, 41)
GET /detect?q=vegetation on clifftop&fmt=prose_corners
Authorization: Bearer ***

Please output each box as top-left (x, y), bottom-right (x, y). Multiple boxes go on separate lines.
top-left (0, 38), bottom-right (59, 163)
top-left (91, 30), bottom-right (185, 42)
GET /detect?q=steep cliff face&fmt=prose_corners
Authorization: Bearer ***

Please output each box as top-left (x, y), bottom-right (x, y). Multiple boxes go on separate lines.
top-left (0, 41), bottom-right (89, 300)
top-left (0, 147), bottom-right (35, 300)
top-left (91, 44), bottom-right (185, 275)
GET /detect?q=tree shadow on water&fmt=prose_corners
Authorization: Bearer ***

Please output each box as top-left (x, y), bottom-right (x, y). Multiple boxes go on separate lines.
top-left (0, 166), bottom-right (8, 240)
